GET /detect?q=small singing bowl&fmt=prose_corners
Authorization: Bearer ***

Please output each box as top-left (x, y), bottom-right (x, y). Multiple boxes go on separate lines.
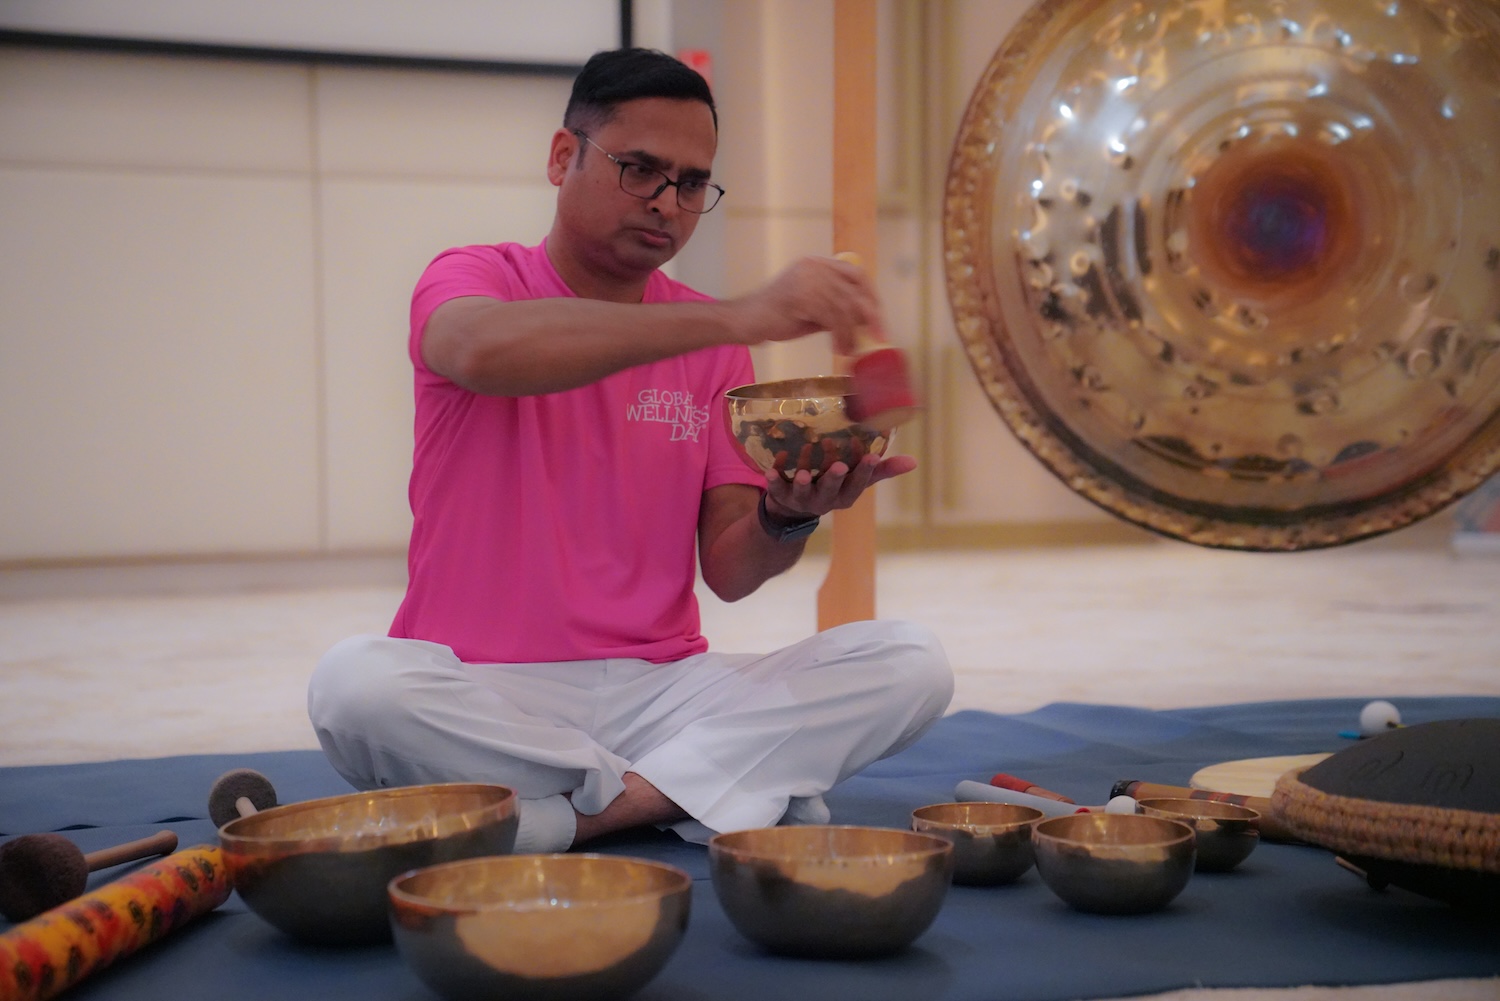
top-left (725, 376), bottom-right (890, 481)
top-left (708, 825), bottom-right (954, 959)
top-left (389, 854), bottom-right (692, 1001)
top-left (1136, 798), bottom-right (1261, 872)
top-left (911, 802), bottom-right (1043, 886)
top-left (1032, 814), bottom-right (1196, 915)
top-left (219, 783), bottom-right (517, 946)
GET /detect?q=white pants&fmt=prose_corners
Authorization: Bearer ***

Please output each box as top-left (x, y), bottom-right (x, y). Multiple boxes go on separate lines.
top-left (307, 620), bottom-right (952, 849)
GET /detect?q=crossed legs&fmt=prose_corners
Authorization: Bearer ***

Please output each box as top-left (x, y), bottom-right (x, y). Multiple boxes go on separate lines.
top-left (571, 772), bottom-right (687, 844)
top-left (308, 620), bottom-right (953, 851)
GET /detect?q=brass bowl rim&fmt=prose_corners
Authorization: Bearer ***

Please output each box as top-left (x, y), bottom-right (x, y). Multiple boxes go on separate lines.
top-left (724, 375), bottom-right (854, 402)
top-left (387, 852), bottom-right (693, 914)
top-left (218, 782), bottom-right (516, 851)
top-left (911, 801), bottom-right (1045, 832)
top-left (1034, 812), bottom-right (1197, 849)
top-left (709, 824), bottom-right (954, 863)
top-left (1135, 797), bottom-right (1262, 823)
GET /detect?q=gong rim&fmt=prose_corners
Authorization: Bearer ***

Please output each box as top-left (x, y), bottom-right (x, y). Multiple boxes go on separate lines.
top-left (943, 0), bottom-right (1500, 550)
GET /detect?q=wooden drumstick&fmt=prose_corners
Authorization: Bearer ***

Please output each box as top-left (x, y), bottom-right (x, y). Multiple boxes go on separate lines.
top-left (0, 830), bottom-right (179, 922)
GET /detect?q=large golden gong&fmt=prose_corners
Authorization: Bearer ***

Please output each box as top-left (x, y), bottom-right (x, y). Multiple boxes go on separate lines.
top-left (944, 0), bottom-right (1500, 550)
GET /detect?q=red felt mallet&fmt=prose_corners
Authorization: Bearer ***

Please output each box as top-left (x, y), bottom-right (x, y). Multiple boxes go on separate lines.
top-left (834, 252), bottom-right (921, 430)
top-left (990, 773), bottom-right (1076, 804)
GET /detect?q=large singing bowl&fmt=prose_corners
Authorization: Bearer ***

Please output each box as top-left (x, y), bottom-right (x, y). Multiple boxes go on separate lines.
top-left (945, 0), bottom-right (1500, 550)
top-left (709, 826), bottom-right (954, 958)
top-left (219, 783), bottom-right (518, 946)
top-left (389, 854), bottom-right (692, 1001)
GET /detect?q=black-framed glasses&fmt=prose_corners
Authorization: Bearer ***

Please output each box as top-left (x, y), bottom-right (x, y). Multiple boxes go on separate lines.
top-left (572, 129), bottom-right (725, 214)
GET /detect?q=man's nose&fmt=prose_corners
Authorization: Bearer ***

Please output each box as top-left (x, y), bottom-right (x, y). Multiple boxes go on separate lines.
top-left (647, 183), bottom-right (680, 215)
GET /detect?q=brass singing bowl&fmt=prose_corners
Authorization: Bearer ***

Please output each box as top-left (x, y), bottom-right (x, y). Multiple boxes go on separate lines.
top-left (945, 0), bottom-right (1500, 550)
top-left (388, 854), bottom-right (692, 1001)
top-left (708, 825), bottom-right (954, 958)
top-left (725, 376), bottom-right (890, 481)
top-left (911, 802), bottom-right (1043, 886)
top-left (1032, 814), bottom-right (1196, 914)
top-left (218, 783), bottom-right (517, 946)
top-left (1137, 797), bottom-right (1261, 872)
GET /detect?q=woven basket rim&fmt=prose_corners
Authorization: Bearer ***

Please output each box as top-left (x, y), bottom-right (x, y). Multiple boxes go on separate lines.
top-left (1271, 767), bottom-right (1500, 873)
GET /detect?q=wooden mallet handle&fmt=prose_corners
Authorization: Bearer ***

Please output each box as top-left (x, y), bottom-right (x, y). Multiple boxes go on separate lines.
top-left (83, 830), bottom-right (178, 872)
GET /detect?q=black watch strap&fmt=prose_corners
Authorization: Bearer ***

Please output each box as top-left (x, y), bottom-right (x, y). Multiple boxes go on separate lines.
top-left (758, 492), bottom-right (820, 543)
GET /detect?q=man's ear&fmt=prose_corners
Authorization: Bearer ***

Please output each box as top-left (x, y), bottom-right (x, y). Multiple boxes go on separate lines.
top-left (546, 128), bottom-right (576, 187)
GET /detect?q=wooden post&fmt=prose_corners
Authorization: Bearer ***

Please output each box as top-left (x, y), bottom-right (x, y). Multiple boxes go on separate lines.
top-left (818, 0), bottom-right (879, 630)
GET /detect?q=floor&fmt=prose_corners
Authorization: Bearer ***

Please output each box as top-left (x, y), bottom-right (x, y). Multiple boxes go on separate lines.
top-left (1, 521), bottom-right (1497, 1000)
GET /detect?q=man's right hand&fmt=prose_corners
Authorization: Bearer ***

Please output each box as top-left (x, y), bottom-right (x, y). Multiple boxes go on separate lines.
top-left (727, 256), bottom-right (884, 356)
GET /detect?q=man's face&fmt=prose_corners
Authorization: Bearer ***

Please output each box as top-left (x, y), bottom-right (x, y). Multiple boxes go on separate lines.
top-left (549, 97), bottom-right (718, 281)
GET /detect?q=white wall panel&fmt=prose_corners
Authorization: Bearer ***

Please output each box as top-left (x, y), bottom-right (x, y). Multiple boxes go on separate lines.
top-left (314, 65), bottom-right (571, 180)
top-left (921, 0), bottom-right (1112, 526)
top-left (0, 46), bottom-right (311, 171)
top-left (761, 0), bottom-right (833, 213)
top-left (713, 2), bottom-right (770, 208)
top-left (319, 179), bottom-right (556, 550)
top-left (0, 1), bottom-right (621, 67)
top-left (0, 168), bottom-right (321, 559)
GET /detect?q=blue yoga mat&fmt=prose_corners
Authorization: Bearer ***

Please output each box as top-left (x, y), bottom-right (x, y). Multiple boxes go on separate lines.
top-left (3, 697), bottom-right (1498, 1001)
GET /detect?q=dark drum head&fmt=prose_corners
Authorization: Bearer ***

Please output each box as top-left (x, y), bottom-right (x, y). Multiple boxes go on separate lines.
top-left (1301, 719), bottom-right (1500, 814)
top-left (1298, 719), bottom-right (1500, 912)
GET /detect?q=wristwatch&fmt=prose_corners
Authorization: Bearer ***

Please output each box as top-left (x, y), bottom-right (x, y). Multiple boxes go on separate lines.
top-left (758, 492), bottom-right (820, 543)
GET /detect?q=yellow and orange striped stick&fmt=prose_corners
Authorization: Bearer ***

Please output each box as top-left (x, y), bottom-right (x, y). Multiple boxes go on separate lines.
top-left (0, 845), bottom-right (230, 1001)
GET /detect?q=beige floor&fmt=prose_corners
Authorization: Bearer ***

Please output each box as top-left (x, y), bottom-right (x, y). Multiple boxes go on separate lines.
top-left (1, 523), bottom-right (1497, 1000)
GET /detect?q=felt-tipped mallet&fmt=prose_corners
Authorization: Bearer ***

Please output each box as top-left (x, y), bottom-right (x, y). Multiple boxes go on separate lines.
top-left (0, 830), bottom-right (179, 922)
top-left (1338, 699), bottom-right (1405, 739)
top-left (990, 773), bottom-right (1076, 803)
top-left (208, 768), bottom-right (278, 829)
top-left (833, 252), bottom-right (921, 430)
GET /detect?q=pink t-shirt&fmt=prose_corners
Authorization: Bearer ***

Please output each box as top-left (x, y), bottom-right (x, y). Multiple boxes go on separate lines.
top-left (389, 241), bottom-right (762, 664)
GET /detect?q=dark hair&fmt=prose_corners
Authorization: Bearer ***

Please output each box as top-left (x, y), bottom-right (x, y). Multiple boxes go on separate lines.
top-left (563, 48), bottom-right (717, 133)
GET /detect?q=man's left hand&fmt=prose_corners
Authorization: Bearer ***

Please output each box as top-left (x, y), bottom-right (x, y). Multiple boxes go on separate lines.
top-left (763, 452), bottom-right (918, 520)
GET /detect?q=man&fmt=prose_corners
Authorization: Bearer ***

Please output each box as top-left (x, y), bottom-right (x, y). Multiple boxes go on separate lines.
top-left (308, 48), bottom-right (952, 853)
